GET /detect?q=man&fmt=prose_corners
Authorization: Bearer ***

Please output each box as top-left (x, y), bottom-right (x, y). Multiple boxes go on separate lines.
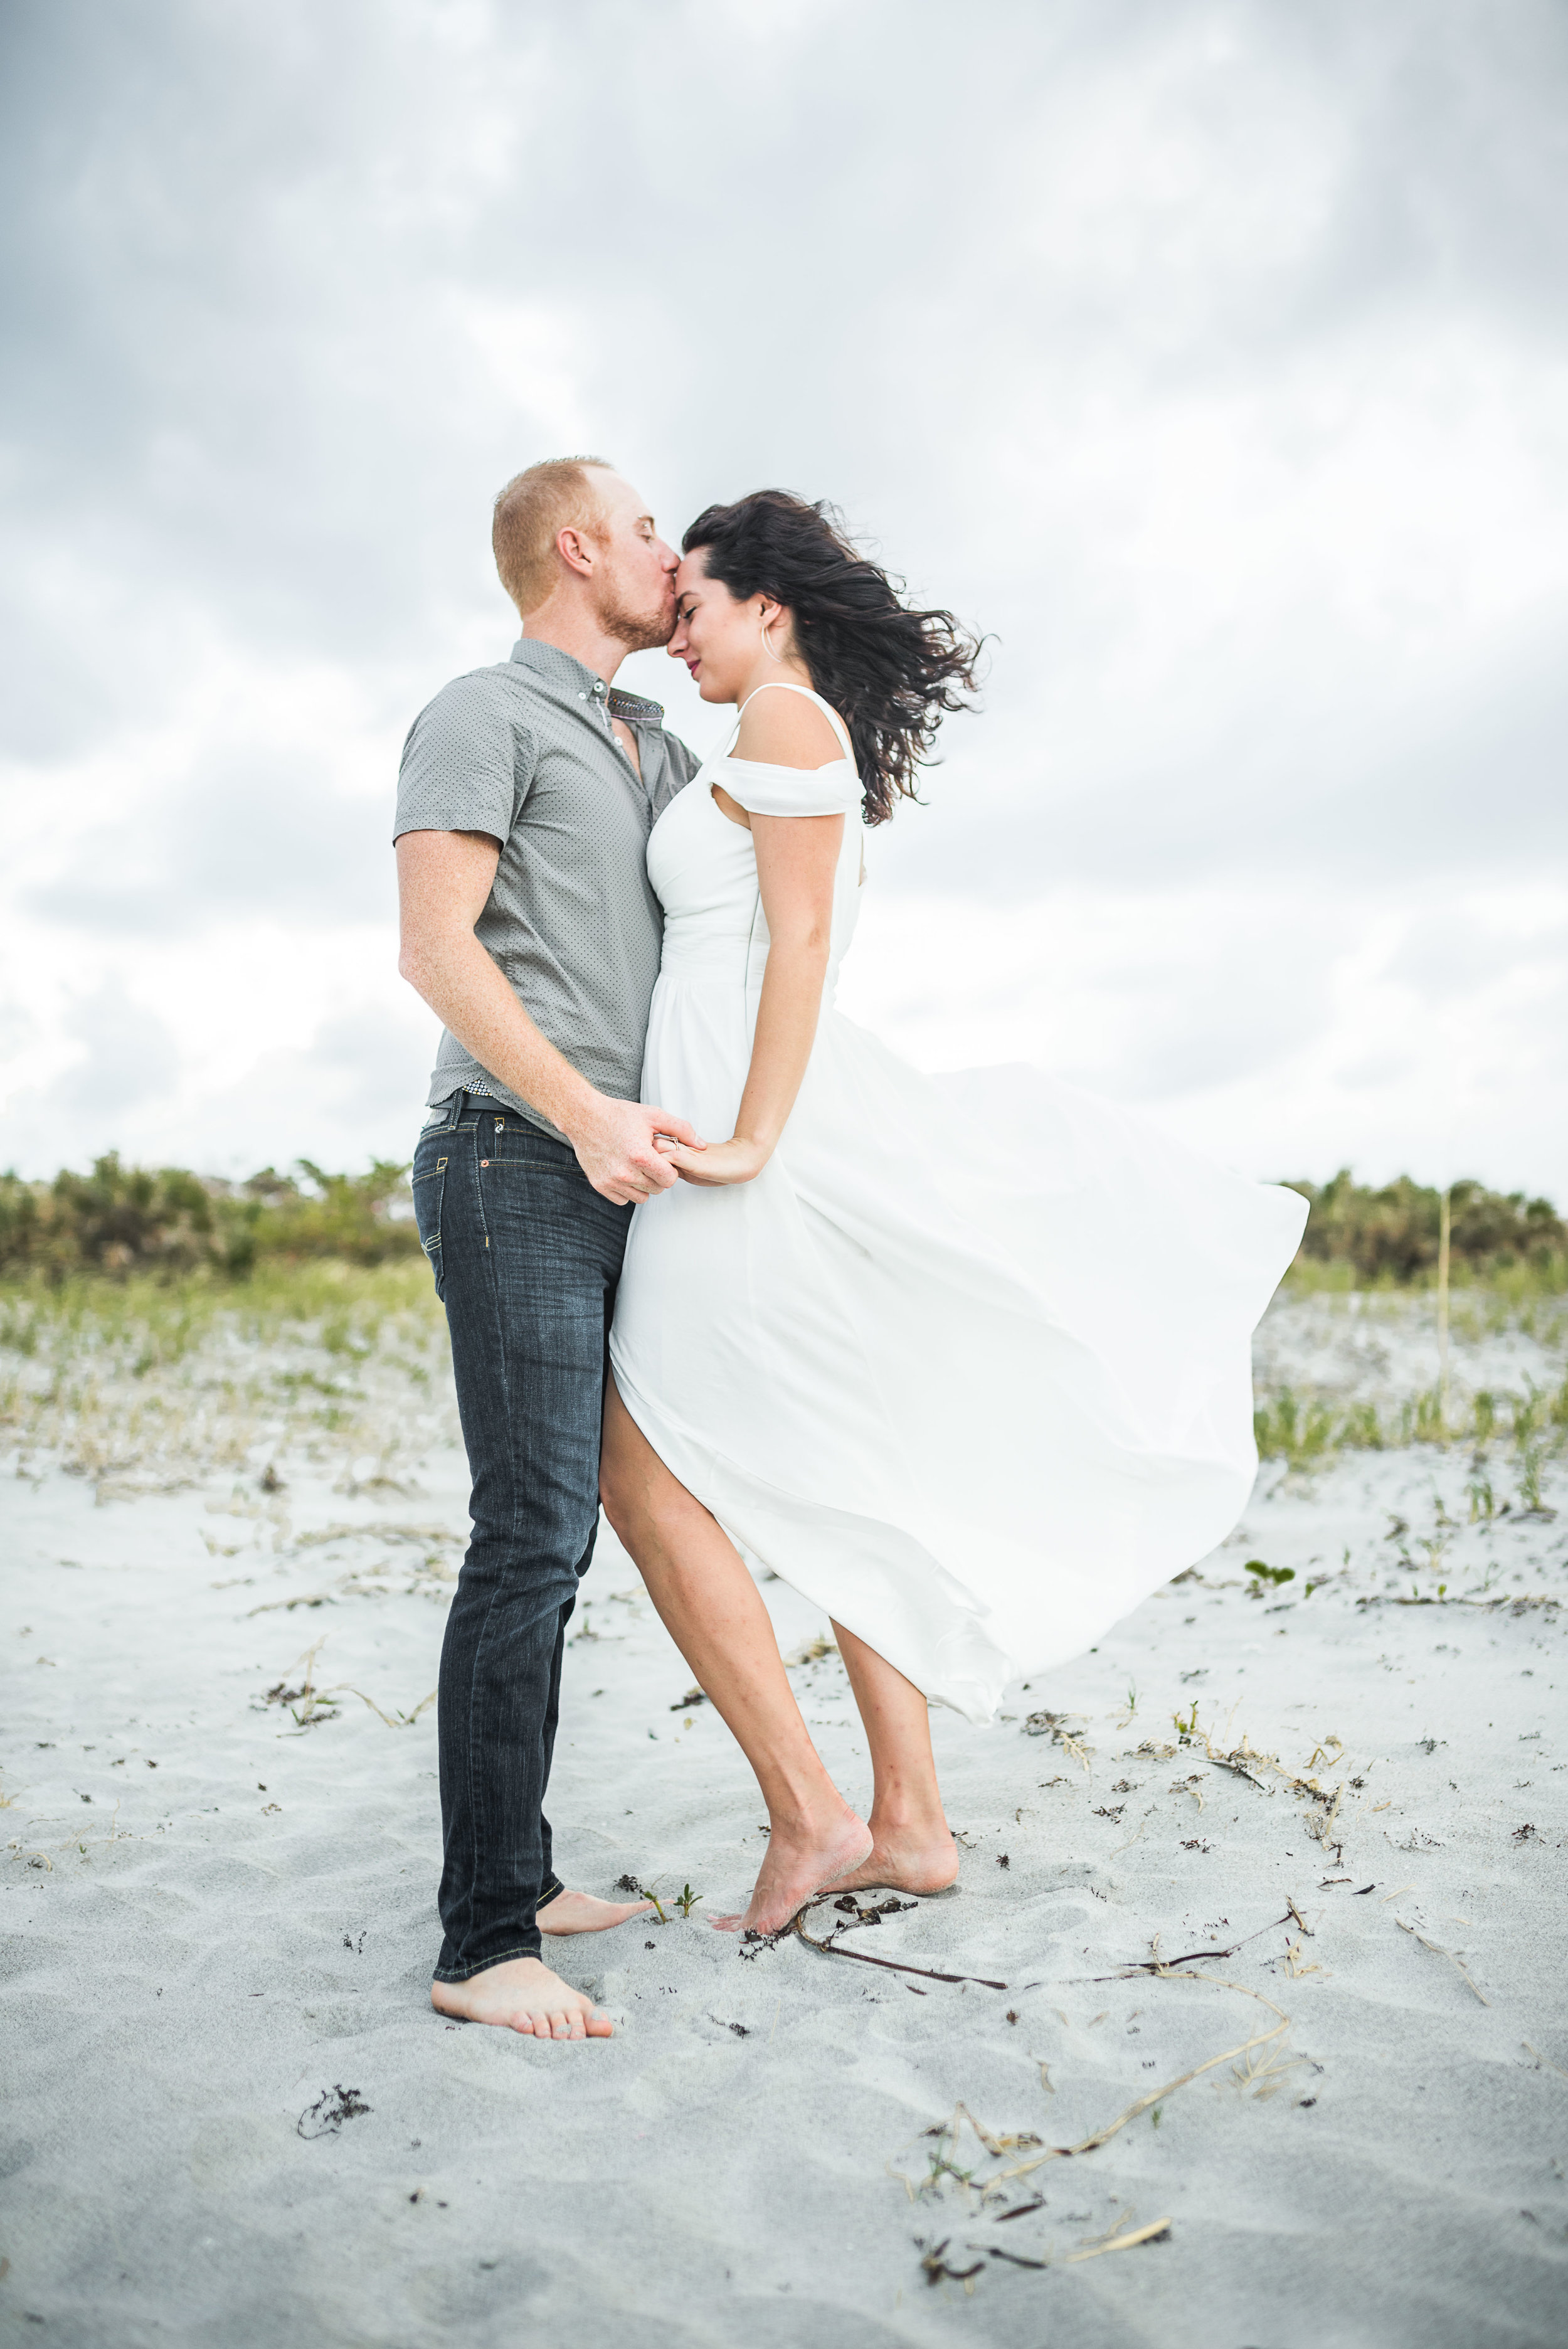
top-left (395, 458), bottom-right (702, 2040)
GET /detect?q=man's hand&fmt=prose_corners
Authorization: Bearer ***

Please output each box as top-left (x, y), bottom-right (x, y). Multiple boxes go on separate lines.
top-left (565, 1095), bottom-right (705, 1206)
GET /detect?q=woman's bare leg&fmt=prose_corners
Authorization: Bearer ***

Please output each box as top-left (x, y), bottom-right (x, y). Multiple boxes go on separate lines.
top-left (600, 1377), bottom-right (870, 1933)
top-left (828, 1621), bottom-right (960, 1894)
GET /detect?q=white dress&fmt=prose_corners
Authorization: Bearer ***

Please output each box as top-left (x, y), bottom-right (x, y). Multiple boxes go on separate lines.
top-left (609, 684), bottom-right (1307, 1725)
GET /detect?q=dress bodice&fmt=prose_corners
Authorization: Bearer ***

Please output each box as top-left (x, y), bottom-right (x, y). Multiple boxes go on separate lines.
top-left (647, 684), bottom-right (866, 995)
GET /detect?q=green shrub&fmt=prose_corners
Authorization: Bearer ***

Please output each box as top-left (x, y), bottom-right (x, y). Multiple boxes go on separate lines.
top-left (0, 1153), bottom-right (421, 1283)
top-left (1282, 1170), bottom-right (1565, 1289)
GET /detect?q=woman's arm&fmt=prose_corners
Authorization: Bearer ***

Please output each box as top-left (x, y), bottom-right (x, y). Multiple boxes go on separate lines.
top-left (662, 690), bottom-right (845, 1187)
top-left (665, 809), bottom-right (844, 1185)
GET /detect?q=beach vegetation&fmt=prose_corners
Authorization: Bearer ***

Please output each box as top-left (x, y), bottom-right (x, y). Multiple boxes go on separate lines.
top-left (617, 1874), bottom-right (667, 1922)
top-left (1517, 1443), bottom-right (1547, 1516)
top-left (8, 1156), bottom-right (1562, 1296)
top-left (6, 1156), bottom-right (1562, 1498)
top-left (0, 1153), bottom-right (421, 1283)
top-left (1281, 1170), bottom-right (1565, 1291)
top-left (1254, 1366), bottom-right (1568, 1473)
top-left (0, 1256), bottom-right (448, 1496)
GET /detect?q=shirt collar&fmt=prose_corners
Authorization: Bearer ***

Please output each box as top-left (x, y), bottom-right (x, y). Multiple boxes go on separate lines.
top-left (509, 636), bottom-right (610, 705)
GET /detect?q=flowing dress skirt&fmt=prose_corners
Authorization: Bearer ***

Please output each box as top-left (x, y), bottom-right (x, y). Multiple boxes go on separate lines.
top-left (610, 965), bottom-right (1307, 1726)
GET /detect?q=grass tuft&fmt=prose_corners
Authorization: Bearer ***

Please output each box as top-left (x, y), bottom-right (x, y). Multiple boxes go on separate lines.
top-left (0, 1259), bottom-right (450, 1495)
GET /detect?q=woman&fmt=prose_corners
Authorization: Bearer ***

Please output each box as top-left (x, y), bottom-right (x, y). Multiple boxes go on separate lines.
top-left (600, 492), bottom-right (1306, 1936)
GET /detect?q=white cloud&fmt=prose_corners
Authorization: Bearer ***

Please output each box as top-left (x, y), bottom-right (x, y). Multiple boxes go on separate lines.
top-left (837, 874), bottom-right (1568, 1193)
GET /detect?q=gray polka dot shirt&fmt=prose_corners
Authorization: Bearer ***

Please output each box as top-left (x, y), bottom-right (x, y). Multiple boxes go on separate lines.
top-left (394, 637), bottom-right (698, 1137)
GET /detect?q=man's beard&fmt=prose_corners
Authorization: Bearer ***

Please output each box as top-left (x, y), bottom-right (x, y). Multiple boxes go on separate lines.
top-left (595, 573), bottom-right (675, 654)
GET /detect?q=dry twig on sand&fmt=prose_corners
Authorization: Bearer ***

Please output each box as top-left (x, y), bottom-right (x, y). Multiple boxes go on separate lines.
top-left (1087, 1911), bottom-right (1293, 1977)
top-left (1024, 1710), bottom-right (1094, 1771)
top-left (944, 2212), bottom-right (1173, 2279)
top-left (791, 1904), bottom-right (1007, 1989)
top-left (892, 1971), bottom-right (1295, 2224)
top-left (1175, 1715), bottom-right (1351, 1857)
top-left (1394, 1917), bottom-right (1490, 2006)
top-left (260, 1636), bottom-right (435, 1731)
top-left (987, 1974), bottom-right (1291, 2185)
top-left (336, 1682), bottom-right (437, 1729)
top-left (1064, 2214), bottom-right (1173, 2262)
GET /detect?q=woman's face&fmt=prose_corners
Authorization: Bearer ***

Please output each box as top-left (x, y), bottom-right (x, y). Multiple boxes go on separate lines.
top-left (667, 549), bottom-right (763, 703)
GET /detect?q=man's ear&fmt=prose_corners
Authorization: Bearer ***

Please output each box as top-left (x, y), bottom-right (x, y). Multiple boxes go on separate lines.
top-left (556, 525), bottom-right (596, 580)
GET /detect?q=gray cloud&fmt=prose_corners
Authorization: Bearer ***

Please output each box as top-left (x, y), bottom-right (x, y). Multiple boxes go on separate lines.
top-left (45, 982), bottom-right (179, 1118)
top-left (3, 0), bottom-right (1566, 1182)
top-left (206, 1005), bottom-right (437, 1152)
top-left (4, 1), bottom-right (1566, 718)
top-left (27, 752), bottom-right (396, 936)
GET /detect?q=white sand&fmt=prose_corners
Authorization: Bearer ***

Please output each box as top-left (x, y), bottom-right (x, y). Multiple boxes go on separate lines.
top-left (3, 1286), bottom-right (1567, 2346)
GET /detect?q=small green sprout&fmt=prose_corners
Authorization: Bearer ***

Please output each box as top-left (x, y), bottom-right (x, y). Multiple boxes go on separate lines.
top-left (674, 1882), bottom-right (703, 1921)
top-left (1244, 1560), bottom-right (1295, 1587)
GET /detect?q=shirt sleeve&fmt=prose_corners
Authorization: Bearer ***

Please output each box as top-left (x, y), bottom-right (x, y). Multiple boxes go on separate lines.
top-left (712, 755), bottom-right (860, 818)
top-left (393, 674), bottom-right (535, 845)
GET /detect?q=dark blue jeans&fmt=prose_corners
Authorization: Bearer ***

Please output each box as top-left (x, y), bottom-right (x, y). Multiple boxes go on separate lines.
top-left (412, 1091), bottom-right (632, 1981)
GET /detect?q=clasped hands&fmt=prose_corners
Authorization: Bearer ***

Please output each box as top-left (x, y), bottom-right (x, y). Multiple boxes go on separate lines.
top-left (652, 1131), bottom-right (770, 1187)
top-left (569, 1093), bottom-right (768, 1204)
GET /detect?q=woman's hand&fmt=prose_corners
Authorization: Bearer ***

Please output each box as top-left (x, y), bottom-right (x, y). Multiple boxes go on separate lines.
top-left (655, 1134), bottom-right (771, 1187)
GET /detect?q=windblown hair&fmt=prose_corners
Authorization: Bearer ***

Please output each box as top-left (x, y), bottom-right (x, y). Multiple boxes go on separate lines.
top-left (681, 491), bottom-right (982, 824)
top-left (492, 455), bottom-right (613, 615)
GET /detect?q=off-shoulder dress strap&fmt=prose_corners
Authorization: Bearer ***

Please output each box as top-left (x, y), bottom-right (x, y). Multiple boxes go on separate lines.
top-left (734, 679), bottom-right (855, 767)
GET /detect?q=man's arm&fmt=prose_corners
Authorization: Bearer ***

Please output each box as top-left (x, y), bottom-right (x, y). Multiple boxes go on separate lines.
top-left (395, 829), bottom-right (701, 1206)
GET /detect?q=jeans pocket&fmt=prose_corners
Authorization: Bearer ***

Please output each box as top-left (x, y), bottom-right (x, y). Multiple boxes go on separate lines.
top-left (412, 1152), bottom-right (448, 1302)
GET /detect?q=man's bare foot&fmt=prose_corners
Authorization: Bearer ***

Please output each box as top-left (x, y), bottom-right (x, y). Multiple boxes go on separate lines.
top-left (833, 1821), bottom-right (960, 1896)
top-left (709, 1806), bottom-right (873, 1937)
top-left (431, 1956), bottom-right (613, 2039)
top-left (538, 1889), bottom-right (655, 1936)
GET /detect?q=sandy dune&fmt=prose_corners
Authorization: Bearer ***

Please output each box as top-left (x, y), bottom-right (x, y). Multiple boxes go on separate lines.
top-left (3, 1286), bottom-right (1566, 2346)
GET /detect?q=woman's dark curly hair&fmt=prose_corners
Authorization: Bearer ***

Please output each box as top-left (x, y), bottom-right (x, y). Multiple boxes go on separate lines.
top-left (681, 490), bottom-right (982, 825)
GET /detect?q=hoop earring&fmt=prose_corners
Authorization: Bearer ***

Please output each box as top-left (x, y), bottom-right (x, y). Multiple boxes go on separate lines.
top-left (760, 612), bottom-right (782, 661)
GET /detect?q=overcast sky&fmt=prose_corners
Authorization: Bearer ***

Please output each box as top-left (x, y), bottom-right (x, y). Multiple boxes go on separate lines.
top-left (3, 0), bottom-right (1565, 1194)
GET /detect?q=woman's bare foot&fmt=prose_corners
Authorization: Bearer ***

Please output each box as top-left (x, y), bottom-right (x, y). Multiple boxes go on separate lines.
top-left (833, 1820), bottom-right (960, 1896)
top-left (709, 1807), bottom-right (873, 1936)
top-left (537, 1889), bottom-right (655, 1936)
top-left (431, 1956), bottom-right (613, 2038)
